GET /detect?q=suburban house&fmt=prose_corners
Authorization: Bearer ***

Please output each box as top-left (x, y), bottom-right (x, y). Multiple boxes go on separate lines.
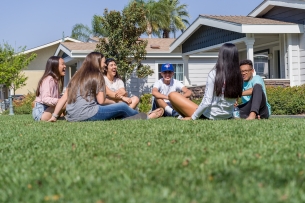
top-left (16, 0), bottom-right (305, 98)
top-left (170, 0), bottom-right (305, 87)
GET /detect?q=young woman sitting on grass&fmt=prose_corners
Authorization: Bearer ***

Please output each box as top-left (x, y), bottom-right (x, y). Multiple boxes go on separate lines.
top-left (103, 58), bottom-right (139, 109)
top-left (32, 56), bottom-right (66, 121)
top-left (49, 52), bottom-right (163, 122)
top-left (169, 43), bottom-right (243, 120)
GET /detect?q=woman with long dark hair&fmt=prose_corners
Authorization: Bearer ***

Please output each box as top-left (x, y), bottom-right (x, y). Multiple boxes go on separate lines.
top-left (168, 43), bottom-right (243, 120)
top-left (49, 52), bottom-right (163, 122)
top-left (103, 58), bottom-right (139, 109)
top-left (32, 56), bottom-right (66, 121)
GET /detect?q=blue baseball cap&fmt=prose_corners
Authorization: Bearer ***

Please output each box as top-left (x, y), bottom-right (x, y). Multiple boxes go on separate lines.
top-left (161, 63), bottom-right (174, 72)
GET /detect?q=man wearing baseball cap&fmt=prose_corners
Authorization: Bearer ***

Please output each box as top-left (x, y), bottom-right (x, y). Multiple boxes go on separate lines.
top-left (151, 63), bottom-right (192, 117)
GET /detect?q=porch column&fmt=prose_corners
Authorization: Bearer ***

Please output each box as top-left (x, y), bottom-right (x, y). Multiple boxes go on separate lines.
top-left (245, 35), bottom-right (256, 76)
top-left (182, 55), bottom-right (190, 86)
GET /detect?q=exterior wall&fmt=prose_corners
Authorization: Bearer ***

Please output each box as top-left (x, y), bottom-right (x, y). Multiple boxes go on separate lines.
top-left (16, 44), bottom-right (59, 95)
top-left (182, 25), bottom-right (245, 54)
top-left (262, 6), bottom-right (305, 24)
top-left (287, 33), bottom-right (301, 86)
top-left (299, 33), bottom-right (305, 84)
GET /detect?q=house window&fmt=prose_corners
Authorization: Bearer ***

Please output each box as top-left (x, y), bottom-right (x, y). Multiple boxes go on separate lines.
top-left (254, 50), bottom-right (269, 78)
top-left (158, 63), bottom-right (184, 81)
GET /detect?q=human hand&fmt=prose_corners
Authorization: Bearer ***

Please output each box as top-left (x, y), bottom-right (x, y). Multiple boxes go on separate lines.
top-left (48, 117), bottom-right (57, 122)
top-left (122, 96), bottom-right (132, 104)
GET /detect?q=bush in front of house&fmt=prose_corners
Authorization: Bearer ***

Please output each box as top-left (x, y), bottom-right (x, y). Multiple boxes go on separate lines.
top-left (266, 85), bottom-right (305, 115)
top-left (2, 92), bottom-right (35, 115)
top-left (138, 93), bottom-right (152, 113)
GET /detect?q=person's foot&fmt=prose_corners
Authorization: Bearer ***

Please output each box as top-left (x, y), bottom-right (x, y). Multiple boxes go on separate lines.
top-left (148, 108), bottom-right (164, 119)
top-left (246, 112), bottom-right (257, 120)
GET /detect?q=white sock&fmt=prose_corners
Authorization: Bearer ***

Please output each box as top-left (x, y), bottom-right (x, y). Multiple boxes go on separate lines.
top-left (165, 106), bottom-right (173, 115)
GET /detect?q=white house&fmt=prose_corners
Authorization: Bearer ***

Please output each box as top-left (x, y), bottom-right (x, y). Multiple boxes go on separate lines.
top-left (170, 0), bottom-right (305, 86)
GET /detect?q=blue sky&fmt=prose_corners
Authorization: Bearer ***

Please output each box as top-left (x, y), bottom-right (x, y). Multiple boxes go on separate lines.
top-left (0, 0), bottom-right (263, 50)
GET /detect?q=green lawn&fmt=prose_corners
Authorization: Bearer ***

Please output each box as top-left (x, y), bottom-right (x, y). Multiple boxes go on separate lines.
top-left (0, 115), bottom-right (305, 203)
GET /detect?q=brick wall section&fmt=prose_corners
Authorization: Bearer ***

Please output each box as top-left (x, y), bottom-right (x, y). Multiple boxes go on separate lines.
top-left (187, 79), bottom-right (291, 99)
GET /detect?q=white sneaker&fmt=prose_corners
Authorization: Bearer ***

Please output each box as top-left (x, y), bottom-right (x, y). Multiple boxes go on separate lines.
top-left (177, 115), bottom-right (184, 120)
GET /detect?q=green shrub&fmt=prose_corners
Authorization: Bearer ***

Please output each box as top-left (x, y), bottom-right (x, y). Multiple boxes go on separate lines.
top-left (138, 93), bottom-right (152, 113)
top-left (2, 92), bottom-right (35, 115)
top-left (267, 85), bottom-right (305, 115)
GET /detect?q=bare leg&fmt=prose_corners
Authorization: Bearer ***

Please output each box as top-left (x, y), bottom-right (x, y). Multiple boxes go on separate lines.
top-left (41, 104), bottom-right (66, 121)
top-left (129, 96), bottom-right (139, 109)
top-left (41, 106), bottom-right (55, 121)
top-left (156, 98), bottom-right (168, 109)
top-left (168, 92), bottom-right (198, 117)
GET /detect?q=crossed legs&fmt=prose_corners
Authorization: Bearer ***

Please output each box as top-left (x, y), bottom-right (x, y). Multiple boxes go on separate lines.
top-left (168, 92), bottom-right (198, 117)
top-left (238, 84), bottom-right (269, 120)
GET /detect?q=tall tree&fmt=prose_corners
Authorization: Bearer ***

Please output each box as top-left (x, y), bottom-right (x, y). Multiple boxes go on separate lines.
top-left (0, 43), bottom-right (36, 95)
top-left (96, 2), bottom-right (154, 84)
top-left (160, 0), bottom-right (190, 38)
top-left (71, 15), bottom-right (108, 42)
top-left (133, 0), bottom-right (169, 38)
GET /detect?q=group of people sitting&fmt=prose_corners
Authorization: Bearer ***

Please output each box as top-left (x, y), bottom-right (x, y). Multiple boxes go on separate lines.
top-left (32, 43), bottom-right (271, 122)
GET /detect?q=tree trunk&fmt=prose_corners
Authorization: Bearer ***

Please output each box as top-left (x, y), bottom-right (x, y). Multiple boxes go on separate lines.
top-left (162, 29), bottom-right (170, 38)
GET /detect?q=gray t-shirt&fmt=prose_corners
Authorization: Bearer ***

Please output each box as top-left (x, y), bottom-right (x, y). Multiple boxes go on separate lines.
top-left (66, 88), bottom-right (105, 122)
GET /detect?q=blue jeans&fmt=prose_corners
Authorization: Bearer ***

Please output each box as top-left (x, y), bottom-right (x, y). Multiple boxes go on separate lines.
top-left (85, 102), bottom-right (139, 121)
top-left (32, 102), bottom-right (49, 121)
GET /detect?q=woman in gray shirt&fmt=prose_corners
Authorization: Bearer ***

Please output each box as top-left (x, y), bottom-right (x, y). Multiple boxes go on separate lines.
top-left (169, 43), bottom-right (243, 120)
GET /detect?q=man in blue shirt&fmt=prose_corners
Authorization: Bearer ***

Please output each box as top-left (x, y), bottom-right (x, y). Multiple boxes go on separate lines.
top-left (238, 59), bottom-right (271, 120)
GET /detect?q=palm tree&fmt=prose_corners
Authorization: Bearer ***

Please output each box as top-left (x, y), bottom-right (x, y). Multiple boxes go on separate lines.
top-left (160, 0), bottom-right (190, 38)
top-left (71, 15), bottom-right (108, 42)
top-left (132, 0), bottom-right (169, 38)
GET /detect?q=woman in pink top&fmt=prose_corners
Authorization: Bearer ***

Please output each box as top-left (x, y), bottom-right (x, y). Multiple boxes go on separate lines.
top-left (32, 56), bottom-right (66, 121)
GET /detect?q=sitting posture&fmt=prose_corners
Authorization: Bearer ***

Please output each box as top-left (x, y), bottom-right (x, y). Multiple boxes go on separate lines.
top-left (238, 59), bottom-right (271, 120)
top-left (151, 63), bottom-right (192, 117)
top-left (32, 56), bottom-right (66, 121)
top-left (103, 58), bottom-right (139, 109)
top-left (168, 43), bottom-right (243, 120)
top-left (49, 52), bottom-right (163, 122)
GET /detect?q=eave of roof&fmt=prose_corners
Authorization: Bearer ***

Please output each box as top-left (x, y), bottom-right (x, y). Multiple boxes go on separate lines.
top-left (23, 37), bottom-right (81, 54)
top-left (169, 15), bottom-right (303, 53)
top-left (248, 0), bottom-right (305, 17)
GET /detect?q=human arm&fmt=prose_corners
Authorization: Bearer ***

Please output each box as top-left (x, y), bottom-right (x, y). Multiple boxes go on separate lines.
top-left (242, 88), bottom-right (253, 96)
top-left (152, 87), bottom-right (168, 100)
top-left (96, 90), bottom-right (106, 104)
top-left (40, 77), bottom-right (60, 106)
top-left (105, 86), bottom-right (131, 104)
top-left (48, 89), bottom-right (68, 122)
top-left (191, 71), bottom-right (215, 120)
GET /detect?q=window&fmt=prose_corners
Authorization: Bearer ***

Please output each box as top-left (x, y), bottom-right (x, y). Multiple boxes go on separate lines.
top-left (254, 50), bottom-right (269, 78)
top-left (158, 63), bottom-right (184, 81)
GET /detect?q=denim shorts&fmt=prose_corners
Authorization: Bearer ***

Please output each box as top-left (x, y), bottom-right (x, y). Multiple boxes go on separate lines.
top-left (32, 102), bottom-right (49, 121)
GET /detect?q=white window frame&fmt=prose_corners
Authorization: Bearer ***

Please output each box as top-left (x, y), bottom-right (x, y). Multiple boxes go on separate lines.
top-left (155, 61), bottom-right (184, 82)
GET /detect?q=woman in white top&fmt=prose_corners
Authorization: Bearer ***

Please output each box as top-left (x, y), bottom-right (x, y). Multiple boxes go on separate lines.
top-left (103, 58), bottom-right (139, 109)
top-left (168, 43), bottom-right (243, 120)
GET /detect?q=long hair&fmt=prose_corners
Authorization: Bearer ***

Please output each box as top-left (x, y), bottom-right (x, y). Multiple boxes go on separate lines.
top-left (103, 58), bottom-right (121, 79)
top-left (67, 52), bottom-right (105, 104)
top-left (214, 43), bottom-right (243, 98)
top-left (36, 56), bottom-right (63, 96)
